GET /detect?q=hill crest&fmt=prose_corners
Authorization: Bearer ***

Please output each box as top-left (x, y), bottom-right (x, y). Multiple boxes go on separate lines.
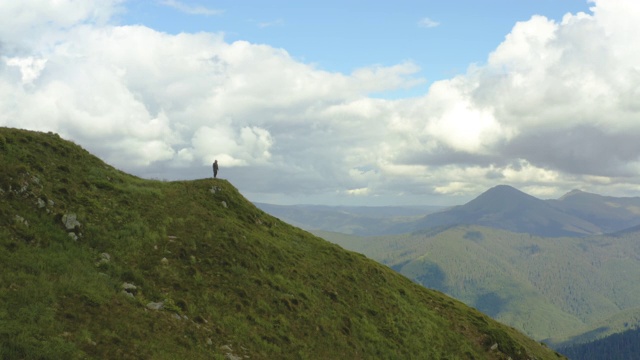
top-left (0, 127), bottom-right (563, 359)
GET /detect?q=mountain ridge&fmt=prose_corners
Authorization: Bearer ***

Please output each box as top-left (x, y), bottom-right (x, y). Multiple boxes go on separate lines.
top-left (411, 185), bottom-right (624, 237)
top-left (258, 185), bottom-right (640, 238)
top-left (0, 127), bottom-right (563, 359)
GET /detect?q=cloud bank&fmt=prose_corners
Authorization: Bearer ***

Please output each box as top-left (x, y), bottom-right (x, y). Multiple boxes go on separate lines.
top-left (1, 0), bottom-right (640, 205)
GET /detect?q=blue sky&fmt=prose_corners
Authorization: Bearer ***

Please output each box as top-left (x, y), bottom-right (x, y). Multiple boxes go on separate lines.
top-left (4, 0), bottom-right (640, 206)
top-left (120, 0), bottom-right (592, 97)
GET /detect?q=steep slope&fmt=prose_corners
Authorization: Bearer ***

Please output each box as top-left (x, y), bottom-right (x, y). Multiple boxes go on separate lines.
top-left (547, 306), bottom-right (640, 348)
top-left (548, 189), bottom-right (640, 234)
top-left (412, 185), bottom-right (600, 237)
top-left (0, 128), bottom-right (563, 359)
top-left (557, 328), bottom-right (640, 360)
top-left (325, 224), bottom-right (640, 343)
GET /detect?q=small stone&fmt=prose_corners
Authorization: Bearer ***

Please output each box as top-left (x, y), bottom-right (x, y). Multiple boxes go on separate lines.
top-left (146, 301), bottom-right (164, 310)
top-left (221, 201), bottom-right (227, 208)
top-left (121, 282), bottom-right (137, 294)
top-left (37, 198), bottom-right (46, 208)
top-left (14, 215), bottom-right (28, 226)
top-left (62, 213), bottom-right (81, 230)
top-left (161, 257), bottom-right (169, 265)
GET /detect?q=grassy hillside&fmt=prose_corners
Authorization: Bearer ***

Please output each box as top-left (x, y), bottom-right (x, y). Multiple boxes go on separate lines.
top-left (0, 127), bottom-right (563, 359)
top-left (322, 225), bottom-right (640, 343)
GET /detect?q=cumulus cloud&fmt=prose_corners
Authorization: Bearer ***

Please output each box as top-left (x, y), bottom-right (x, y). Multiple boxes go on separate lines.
top-left (2, 0), bottom-right (640, 204)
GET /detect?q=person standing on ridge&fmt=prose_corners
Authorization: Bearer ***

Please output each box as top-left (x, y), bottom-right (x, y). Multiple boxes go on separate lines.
top-left (213, 160), bottom-right (219, 178)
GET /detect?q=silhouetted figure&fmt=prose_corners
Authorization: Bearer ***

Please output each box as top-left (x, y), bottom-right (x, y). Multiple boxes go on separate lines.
top-left (213, 160), bottom-right (219, 178)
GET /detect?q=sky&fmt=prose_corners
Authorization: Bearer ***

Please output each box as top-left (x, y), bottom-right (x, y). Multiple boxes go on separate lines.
top-left (2, 0), bottom-right (640, 206)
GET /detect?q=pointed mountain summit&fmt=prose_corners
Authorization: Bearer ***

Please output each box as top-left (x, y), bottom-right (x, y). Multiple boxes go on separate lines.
top-left (413, 185), bottom-right (600, 237)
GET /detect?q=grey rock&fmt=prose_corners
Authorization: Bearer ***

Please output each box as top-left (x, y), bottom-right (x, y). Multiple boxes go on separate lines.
top-left (221, 201), bottom-right (227, 208)
top-left (146, 301), bottom-right (164, 310)
top-left (121, 282), bottom-right (137, 294)
top-left (14, 215), bottom-right (28, 227)
top-left (62, 213), bottom-right (81, 230)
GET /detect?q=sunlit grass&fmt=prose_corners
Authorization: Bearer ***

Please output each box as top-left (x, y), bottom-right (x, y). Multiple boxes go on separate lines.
top-left (0, 127), bottom-right (564, 359)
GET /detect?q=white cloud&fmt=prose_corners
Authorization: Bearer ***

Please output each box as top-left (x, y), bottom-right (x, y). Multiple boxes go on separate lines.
top-left (2, 0), bottom-right (640, 205)
top-left (418, 17), bottom-right (440, 28)
top-left (4, 57), bottom-right (47, 84)
top-left (159, 0), bottom-right (222, 16)
top-left (0, 0), bottom-right (123, 51)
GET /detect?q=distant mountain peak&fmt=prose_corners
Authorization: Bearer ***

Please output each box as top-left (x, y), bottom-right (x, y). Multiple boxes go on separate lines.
top-left (482, 184), bottom-right (525, 196)
top-left (559, 189), bottom-right (586, 200)
top-left (413, 184), bottom-right (603, 237)
top-left (469, 184), bottom-right (538, 207)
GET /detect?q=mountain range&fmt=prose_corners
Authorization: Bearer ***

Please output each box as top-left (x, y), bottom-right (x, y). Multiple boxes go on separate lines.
top-left (259, 184), bottom-right (640, 238)
top-left (270, 186), bottom-right (640, 359)
top-left (254, 203), bottom-right (443, 236)
top-left (0, 127), bottom-right (564, 359)
top-left (421, 184), bottom-right (640, 237)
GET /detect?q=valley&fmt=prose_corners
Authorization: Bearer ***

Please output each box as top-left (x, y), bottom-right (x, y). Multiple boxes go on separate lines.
top-left (257, 185), bottom-right (640, 355)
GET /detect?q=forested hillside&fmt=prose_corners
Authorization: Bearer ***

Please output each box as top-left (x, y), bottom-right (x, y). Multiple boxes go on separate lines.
top-left (558, 328), bottom-right (640, 360)
top-left (318, 225), bottom-right (640, 345)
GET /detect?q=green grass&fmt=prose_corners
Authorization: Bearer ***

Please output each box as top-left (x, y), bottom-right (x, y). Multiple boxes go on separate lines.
top-left (320, 225), bottom-right (640, 345)
top-left (0, 127), bottom-right (564, 359)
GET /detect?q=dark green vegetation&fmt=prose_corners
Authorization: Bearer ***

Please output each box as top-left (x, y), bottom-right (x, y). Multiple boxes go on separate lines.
top-left (318, 225), bottom-right (640, 348)
top-left (557, 327), bottom-right (640, 360)
top-left (0, 127), bottom-right (564, 359)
